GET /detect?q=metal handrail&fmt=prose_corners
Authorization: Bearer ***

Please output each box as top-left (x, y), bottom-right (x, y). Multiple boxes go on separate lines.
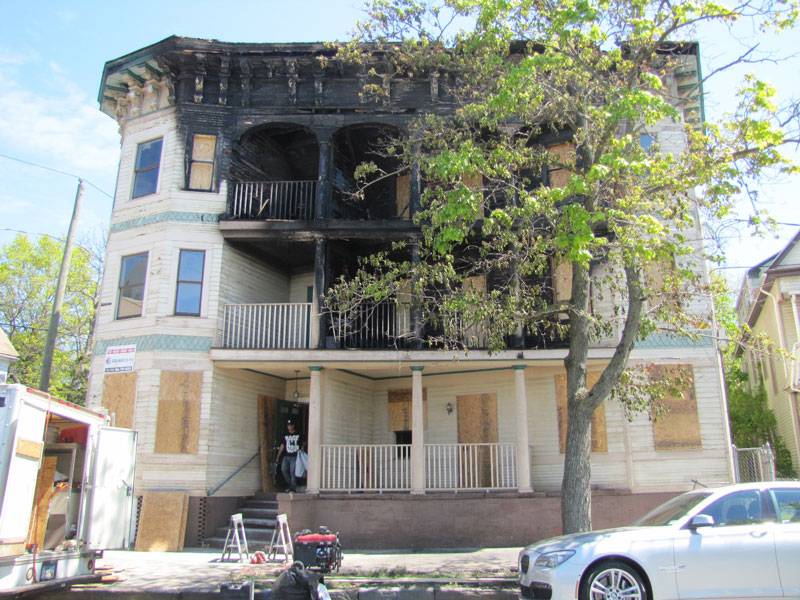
top-left (207, 450), bottom-right (260, 497)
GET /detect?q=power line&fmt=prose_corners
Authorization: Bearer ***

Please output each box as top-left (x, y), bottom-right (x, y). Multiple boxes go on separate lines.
top-left (0, 152), bottom-right (114, 199)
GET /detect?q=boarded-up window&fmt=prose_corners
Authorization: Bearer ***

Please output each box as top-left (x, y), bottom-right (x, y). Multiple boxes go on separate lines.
top-left (154, 371), bottom-right (201, 454)
top-left (102, 372), bottom-right (137, 429)
top-left (396, 174), bottom-right (410, 219)
top-left (555, 372), bottom-right (608, 453)
top-left (648, 364), bottom-right (701, 451)
top-left (462, 172), bottom-right (484, 217)
top-left (552, 257), bottom-right (572, 303)
top-left (188, 134), bottom-right (217, 191)
top-left (546, 143), bottom-right (573, 188)
top-left (388, 388), bottom-right (428, 432)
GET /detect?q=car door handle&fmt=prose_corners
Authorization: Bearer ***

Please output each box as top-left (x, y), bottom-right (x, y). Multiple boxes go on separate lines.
top-left (750, 530), bottom-right (768, 538)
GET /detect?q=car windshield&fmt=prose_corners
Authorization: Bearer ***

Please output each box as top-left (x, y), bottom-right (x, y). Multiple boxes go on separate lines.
top-left (634, 491), bottom-right (713, 526)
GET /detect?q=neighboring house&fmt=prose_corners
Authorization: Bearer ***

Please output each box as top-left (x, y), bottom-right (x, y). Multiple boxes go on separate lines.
top-left (88, 36), bottom-right (734, 549)
top-left (736, 230), bottom-right (800, 473)
top-left (0, 329), bottom-right (19, 384)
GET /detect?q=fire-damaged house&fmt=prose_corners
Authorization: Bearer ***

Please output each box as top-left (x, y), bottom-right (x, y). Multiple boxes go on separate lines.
top-left (87, 36), bottom-right (735, 549)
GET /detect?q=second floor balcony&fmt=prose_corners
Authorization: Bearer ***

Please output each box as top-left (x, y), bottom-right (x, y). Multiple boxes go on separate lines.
top-left (230, 180), bottom-right (317, 220)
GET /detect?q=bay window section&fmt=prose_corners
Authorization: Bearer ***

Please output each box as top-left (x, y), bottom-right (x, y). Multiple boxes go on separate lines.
top-left (175, 250), bottom-right (205, 316)
top-left (132, 138), bottom-right (163, 198)
top-left (117, 253), bottom-right (148, 319)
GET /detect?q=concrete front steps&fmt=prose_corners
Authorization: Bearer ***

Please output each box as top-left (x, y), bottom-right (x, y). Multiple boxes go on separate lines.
top-left (203, 494), bottom-right (278, 549)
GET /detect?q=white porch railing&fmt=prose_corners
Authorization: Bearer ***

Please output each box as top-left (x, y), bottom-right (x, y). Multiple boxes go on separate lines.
top-left (222, 303), bottom-right (312, 349)
top-left (230, 180), bottom-right (316, 220)
top-left (320, 444), bottom-right (411, 492)
top-left (426, 443), bottom-right (517, 490)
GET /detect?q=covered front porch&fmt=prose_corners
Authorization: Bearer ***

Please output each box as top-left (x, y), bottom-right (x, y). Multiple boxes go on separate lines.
top-left (209, 349), bottom-right (633, 497)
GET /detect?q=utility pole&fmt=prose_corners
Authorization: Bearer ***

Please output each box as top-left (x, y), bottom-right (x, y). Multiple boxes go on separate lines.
top-left (40, 179), bottom-right (84, 392)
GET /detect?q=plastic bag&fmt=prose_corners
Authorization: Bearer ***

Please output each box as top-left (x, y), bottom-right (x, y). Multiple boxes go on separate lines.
top-left (295, 450), bottom-right (308, 478)
top-left (270, 561), bottom-right (319, 600)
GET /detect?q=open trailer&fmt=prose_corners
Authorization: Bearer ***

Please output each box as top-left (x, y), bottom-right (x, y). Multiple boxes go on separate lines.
top-left (0, 384), bottom-right (136, 595)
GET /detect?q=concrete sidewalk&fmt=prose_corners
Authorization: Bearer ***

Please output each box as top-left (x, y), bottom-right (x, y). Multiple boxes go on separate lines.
top-left (59, 547), bottom-right (520, 596)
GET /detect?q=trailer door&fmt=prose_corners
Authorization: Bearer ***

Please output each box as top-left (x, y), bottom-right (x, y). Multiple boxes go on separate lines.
top-left (86, 427), bottom-right (137, 549)
top-left (0, 393), bottom-right (47, 547)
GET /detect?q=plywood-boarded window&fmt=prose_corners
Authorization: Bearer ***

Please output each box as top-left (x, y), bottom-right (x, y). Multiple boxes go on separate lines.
top-left (102, 372), bottom-right (137, 429)
top-left (154, 371), bottom-right (202, 454)
top-left (462, 172), bottom-right (484, 217)
top-left (648, 364), bottom-right (701, 451)
top-left (188, 134), bottom-right (217, 191)
top-left (552, 256), bottom-right (572, 303)
top-left (396, 173), bottom-right (410, 219)
top-left (546, 142), bottom-right (573, 188)
top-left (555, 372), bottom-right (608, 453)
top-left (387, 388), bottom-right (428, 432)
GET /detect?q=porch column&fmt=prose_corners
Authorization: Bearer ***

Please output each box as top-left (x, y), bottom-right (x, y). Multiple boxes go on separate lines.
top-left (315, 133), bottom-right (332, 220)
top-left (307, 366), bottom-right (324, 494)
top-left (314, 239), bottom-right (329, 348)
top-left (514, 365), bottom-right (533, 493)
top-left (411, 365), bottom-right (425, 494)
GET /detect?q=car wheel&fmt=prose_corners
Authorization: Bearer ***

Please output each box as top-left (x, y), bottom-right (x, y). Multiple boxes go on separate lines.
top-left (580, 560), bottom-right (647, 600)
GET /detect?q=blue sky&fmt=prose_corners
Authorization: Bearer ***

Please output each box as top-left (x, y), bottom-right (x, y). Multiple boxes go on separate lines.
top-left (0, 1), bottom-right (797, 287)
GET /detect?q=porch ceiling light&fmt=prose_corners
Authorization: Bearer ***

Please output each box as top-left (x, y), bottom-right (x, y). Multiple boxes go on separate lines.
top-left (293, 370), bottom-right (300, 400)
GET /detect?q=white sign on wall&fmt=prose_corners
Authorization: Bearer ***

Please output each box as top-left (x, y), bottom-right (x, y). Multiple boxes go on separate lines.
top-left (104, 345), bottom-right (136, 373)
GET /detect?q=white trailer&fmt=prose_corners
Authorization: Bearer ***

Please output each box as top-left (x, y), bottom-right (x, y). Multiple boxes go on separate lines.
top-left (0, 384), bottom-right (136, 595)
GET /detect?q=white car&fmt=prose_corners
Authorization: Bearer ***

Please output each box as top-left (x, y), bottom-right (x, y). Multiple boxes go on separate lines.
top-left (518, 481), bottom-right (800, 600)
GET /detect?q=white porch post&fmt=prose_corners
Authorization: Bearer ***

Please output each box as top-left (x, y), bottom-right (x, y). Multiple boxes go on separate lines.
top-left (514, 365), bottom-right (533, 493)
top-left (411, 365), bottom-right (425, 494)
top-left (307, 366), bottom-right (323, 494)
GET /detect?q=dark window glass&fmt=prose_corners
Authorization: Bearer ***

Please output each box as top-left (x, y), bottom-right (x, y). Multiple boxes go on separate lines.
top-left (117, 253), bottom-right (148, 319)
top-left (699, 490), bottom-right (765, 527)
top-left (132, 138), bottom-right (163, 198)
top-left (175, 250), bottom-right (205, 316)
top-left (771, 488), bottom-right (800, 523)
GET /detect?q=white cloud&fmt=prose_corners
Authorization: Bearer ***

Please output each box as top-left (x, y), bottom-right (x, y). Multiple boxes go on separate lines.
top-left (0, 56), bottom-right (120, 176)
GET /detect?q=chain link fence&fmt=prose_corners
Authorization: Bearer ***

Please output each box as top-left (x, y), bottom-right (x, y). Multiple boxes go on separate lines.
top-left (732, 443), bottom-right (776, 482)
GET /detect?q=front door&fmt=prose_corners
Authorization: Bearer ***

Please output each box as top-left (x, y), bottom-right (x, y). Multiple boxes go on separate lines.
top-left (273, 400), bottom-right (308, 489)
top-left (456, 393), bottom-right (498, 488)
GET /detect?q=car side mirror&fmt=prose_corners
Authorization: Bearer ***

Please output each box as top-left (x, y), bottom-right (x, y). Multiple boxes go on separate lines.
top-left (688, 514), bottom-right (715, 530)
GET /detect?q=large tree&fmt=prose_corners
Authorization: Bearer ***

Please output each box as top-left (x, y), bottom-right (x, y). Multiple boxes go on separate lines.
top-left (0, 234), bottom-right (101, 405)
top-left (329, 0), bottom-right (799, 533)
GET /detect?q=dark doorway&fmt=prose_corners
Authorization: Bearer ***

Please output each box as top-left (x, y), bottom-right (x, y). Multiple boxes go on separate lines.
top-left (273, 399), bottom-right (309, 490)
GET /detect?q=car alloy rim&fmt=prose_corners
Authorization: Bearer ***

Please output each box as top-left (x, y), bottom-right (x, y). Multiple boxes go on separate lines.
top-left (589, 568), bottom-right (643, 600)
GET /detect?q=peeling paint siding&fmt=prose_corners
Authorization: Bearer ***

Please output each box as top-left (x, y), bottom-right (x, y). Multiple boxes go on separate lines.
top-left (322, 371), bottom-right (377, 444)
top-left (627, 362), bottom-right (731, 490)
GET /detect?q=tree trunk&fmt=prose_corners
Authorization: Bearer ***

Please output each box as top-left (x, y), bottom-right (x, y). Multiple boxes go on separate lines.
top-left (561, 398), bottom-right (594, 532)
top-left (561, 259), bottom-right (593, 534)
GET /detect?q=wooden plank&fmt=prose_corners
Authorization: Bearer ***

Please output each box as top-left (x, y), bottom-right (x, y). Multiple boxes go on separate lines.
top-left (649, 365), bottom-right (701, 451)
top-left (258, 396), bottom-right (277, 493)
top-left (154, 371), bottom-right (201, 454)
top-left (555, 372), bottom-right (608, 453)
top-left (15, 439), bottom-right (43, 460)
top-left (102, 372), bottom-right (137, 429)
top-left (387, 388), bottom-right (428, 432)
top-left (27, 456), bottom-right (58, 549)
top-left (457, 393), bottom-right (498, 487)
top-left (395, 174), bottom-right (410, 218)
top-left (134, 492), bottom-right (189, 551)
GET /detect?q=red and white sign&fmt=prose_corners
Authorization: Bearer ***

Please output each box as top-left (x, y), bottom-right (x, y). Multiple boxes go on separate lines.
top-left (104, 344), bottom-right (136, 373)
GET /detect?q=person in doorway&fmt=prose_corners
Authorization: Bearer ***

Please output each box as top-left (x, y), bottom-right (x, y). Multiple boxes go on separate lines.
top-left (279, 419), bottom-right (305, 492)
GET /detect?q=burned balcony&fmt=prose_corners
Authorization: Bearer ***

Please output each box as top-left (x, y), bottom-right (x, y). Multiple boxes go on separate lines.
top-left (228, 123), bottom-right (318, 220)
